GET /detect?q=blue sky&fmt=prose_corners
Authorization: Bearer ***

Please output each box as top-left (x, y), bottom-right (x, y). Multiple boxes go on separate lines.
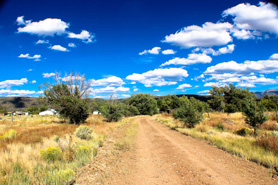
top-left (0, 0), bottom-right (278, 98)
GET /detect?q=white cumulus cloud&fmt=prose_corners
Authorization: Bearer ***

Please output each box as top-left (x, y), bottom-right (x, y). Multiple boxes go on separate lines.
top-left (176, 83), bottom-right (192, 89)
top-left (223, 2), bottom-right (278, 34)
top-left (139, 47), bottom-right (161, 55)
top-left (18, 53), bottom-right (41, 61)
top-left (162, 49), bottom-right (176, 55)
top-left (126, 68), bottom-right (189, 87)
top-left (0, 89), bottom-right (36, 96)
top-left (91, 86), bottom-right (130, 94)
top-left (36, 40), bottom-right (49, 44)
top-left (68, 43), bottom-right (76, 48)
top-left (18, 18), bottom-right (69, 36)
top-left (198, 90), bottom-right (209, 94)
top-left (205, 59), bottom-right (278, 75)
top-left (161, 53), bottom-right (212, 67)
top-left (16, 16), bottom-right (31, 25)
top-left (0, 78), bottom-right (28, 88)
top-left (270, 53), bottom-right (278, 60)
top-left (162, 22), bottom-right (233, 48)
top-left (50, 45), bottom-right (69, 52)
top-left (42, 73), bottom-right (55, 78)
top-left (68, 30), bottom-right (94, 43)
top-left (91, 76), bottom-right (125, 87)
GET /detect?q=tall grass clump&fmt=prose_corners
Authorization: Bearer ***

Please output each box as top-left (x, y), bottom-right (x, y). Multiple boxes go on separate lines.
top-left (40, 146), bottom-right (62, 162)
top-left (75, 125), bottom-right (92, 140)
top-left (1, 129), bottom-right (17, 139)
top-left (256, 133), bottom-right (278, 154)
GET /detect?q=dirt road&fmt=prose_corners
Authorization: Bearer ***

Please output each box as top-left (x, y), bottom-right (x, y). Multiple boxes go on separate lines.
top-left (76, 116), bottom-right (278, 185)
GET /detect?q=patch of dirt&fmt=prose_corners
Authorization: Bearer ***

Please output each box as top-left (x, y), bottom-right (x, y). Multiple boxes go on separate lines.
top-left (76, 116), bottom-right (278, 185)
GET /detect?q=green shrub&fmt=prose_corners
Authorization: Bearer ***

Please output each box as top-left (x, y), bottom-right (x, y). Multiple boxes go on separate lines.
top-left (58, 168), bottom-right (75, 183)
top-left (216, 123), bottom-right (225, 131)
top-left (40, 146), bottom-right (62, 162)
top-left (173, 97), bottom-right (204, 128)
top-left (75, 145), bottom-right (92, 159)
top-left (77, 145), bottom-right (90, 155)
top-left (3, 129), bottom-right (17, 139)
top-left (235, 127), bottom-right (254, 136)
top-left (162, 119), bottom-right (169, 124)
top-left (54, 136), bottom-right (60, 143)
top-left (75, 126), bottom-right (92, 140)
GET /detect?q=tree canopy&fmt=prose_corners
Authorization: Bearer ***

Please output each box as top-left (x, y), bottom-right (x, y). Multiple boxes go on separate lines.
top-left (41, 73), bottom-right (90, 124)
top-left (127, 93), bottom-right (158, 115)
top-left (208, 84), bottom-right (256, 113)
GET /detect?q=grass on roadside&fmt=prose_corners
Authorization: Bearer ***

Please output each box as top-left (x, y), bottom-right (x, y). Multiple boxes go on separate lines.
top-left (0, 115), bottom-right (131, 185)
top-left (154, 113), bottom-right (278, 169)
top-left (114, 119), bottom-right (138, 151)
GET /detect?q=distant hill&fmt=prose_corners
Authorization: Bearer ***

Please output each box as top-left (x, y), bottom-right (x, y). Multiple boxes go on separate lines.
top-left (254, 90), bottom-right (278, 98)
top-left (0, 97), bottom-right (40, 112)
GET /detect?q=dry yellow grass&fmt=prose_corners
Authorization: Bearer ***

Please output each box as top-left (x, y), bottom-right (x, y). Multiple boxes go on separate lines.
top-left (202, 112), bottom-right (247, 132)
top-left (0, 114), bottom-right (131, 184)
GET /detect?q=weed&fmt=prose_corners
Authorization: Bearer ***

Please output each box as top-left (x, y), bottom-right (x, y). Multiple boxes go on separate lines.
top-left (114, 141), bottom-right (130, 151)
top-left (2, 129), bottom-right (17, 139)
top-left (57, 168), bottom-right (75, 184)
top-left (216, 123), bottom-right (225, 131)
top-left (54, 135), bottom-right (60, 142)
top-left (40, 146), bottom-right (62, 162)
top-left (196, 124), bottom-right (209, 133)
top-left (75, 125), bottom-right (93, 140)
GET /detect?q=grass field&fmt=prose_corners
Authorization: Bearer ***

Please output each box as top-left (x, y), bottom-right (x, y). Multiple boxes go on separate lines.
top-left (0, 114), bottom-right (130, 184)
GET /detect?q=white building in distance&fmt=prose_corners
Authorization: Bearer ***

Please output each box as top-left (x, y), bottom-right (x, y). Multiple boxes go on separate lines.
top-left (39, 109), bottom-right (58, 116)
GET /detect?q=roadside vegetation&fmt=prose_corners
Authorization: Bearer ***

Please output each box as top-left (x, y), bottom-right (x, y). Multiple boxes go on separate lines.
top-left (0, 114), bottom-right (131, 184)
top-left (154, 84), bottom-right (278, 170)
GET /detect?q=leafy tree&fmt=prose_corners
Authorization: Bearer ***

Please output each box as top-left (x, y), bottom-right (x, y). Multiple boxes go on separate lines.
top-left (157, 98), bottom-right (169, 112)
top-left (173, 97), bottom-right (204, 128)
top-left (0, 106), bottom-right (7, 115)
top-left (27, 105), bottom-right (40, 114)
top-left (99, 103), bottom-right (124, 122)
top-left (41, 72), bottom-right (90, 125)
top-left (157, 95), bottom-right (181, 112)
top-left (243, 99), bottom-right (268, 136)
top-left (39, 105), bottom-right (48, 112)
top-left (127, 93), bottom-right (158, 115)
top-left (208, 86), bottom-right (225, 112)
top-left (209, 84), bottom-right (256, 113)
top-left (260, 95), bottom-right (278, 122)
top-left (260, 95), bottom-right (278, 111)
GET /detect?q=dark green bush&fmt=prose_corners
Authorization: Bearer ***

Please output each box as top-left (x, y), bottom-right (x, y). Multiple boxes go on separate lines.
top-left (235, 127), bottom-right (254, 136)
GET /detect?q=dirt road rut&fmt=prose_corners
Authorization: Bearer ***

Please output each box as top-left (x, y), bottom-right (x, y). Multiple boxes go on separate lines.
top-left (77, 116), bottom-right (278, 185)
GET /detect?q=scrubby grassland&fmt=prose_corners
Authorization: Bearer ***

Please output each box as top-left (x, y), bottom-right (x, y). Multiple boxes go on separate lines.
top-left (155, 112), bottom-right (278, 170)
top-left (0, 114), bottom-right (130, 184)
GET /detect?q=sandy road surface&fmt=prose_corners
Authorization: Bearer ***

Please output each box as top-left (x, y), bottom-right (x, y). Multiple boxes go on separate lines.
top-left (76, 116), bottom-right (278, 185)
